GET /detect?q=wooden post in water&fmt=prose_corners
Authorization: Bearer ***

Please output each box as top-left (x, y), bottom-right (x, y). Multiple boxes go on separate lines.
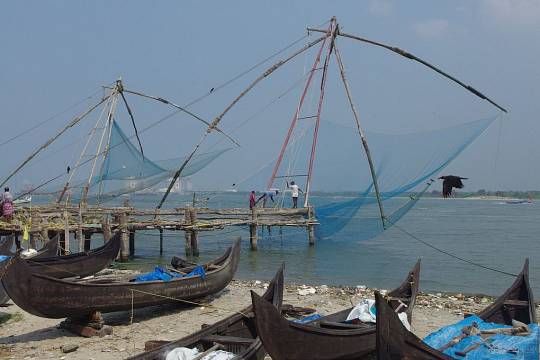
top-left (250, 208), bottom-right (258, 250)
top-left (59, 232), bottom-right (66, 255)
top-left (84, 232), bottom-right (92, 252)
top-left (184, 207), bottom-right (193, 256)
top-left (77, 206), bottom-right (84, 252)
top-left (129, 229), bottom-right (135, 258)
top-left (40, 226), bottom-right (48, 247)
top-left (189, 208), bottom-right (199, 256)
top-left (63, 210), bottom-right (70, 254)
top-left (102, 215), bottom-right (111, 243)
top-left (29, 233), bottom-right (36, 250)
top-left (119, 212), bottom-right (129, 262)
top-left (159, 228), bottom-right (164, 255)
top-left (14, 232), bottom-right (21, 250)
top-left (308, 206), bottom-right (315, 246)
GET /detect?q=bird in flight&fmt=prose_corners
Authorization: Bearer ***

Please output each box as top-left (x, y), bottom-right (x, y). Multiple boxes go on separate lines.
top-left (439, 175), bottom-right (467, 198)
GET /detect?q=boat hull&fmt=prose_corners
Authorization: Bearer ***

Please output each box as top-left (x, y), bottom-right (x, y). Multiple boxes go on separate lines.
top-left (252, 260), bottom-right (421, 360)
top-left (2, 240), bottom-right (240, 319)
top-left (129, 264), bottom-right (284, 360)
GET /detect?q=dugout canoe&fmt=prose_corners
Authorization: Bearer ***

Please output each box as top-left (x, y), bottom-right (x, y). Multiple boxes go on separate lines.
top-left (25, 232), bottom-right (120, 278)
top-left (1, 239), bottom-right (240, 319)
top-left (251, 259), bottom-right (421, 360)
top-left (33, 235), bottom-right (60, 258)
top-left (129, 264), bottom-right (284, 360)
top-left (375, 259), bottom-right (536, 359)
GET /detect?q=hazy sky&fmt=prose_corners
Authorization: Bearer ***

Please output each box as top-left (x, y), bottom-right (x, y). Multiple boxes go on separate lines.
top-left (1, 1), bottom-right (539, 193)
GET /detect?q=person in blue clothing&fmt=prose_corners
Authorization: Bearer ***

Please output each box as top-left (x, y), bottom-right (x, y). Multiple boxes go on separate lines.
top-left (256, 189), bottom-right (279, 208)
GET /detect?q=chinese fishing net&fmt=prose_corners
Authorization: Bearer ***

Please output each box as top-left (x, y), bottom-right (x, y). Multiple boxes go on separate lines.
top-left (236, 115), bottom-right (497, 241)
top-left (71, 122), bottom-right (229, 203)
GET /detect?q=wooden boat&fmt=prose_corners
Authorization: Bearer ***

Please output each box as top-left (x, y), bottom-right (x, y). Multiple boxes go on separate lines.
top-left (32, 235), bottom-right (59, 258)
top-left (129, 264), bottom-right (284, 360)
top-left (1, 239), bottom-right (240, 319)
top-left (25, 232), bottom-right (121, 278)
top-left (251, 259), bottom-right (421, 360)
top-left (375, 259), bottom-right (536, 359)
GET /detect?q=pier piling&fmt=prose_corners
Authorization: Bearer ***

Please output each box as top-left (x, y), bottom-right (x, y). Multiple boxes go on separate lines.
top-left (250, 208), bottom-right (258, 250)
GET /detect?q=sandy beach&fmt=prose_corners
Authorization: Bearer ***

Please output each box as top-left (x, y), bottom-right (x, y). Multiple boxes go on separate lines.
top-left (1, 275), bottom-right (528, 360)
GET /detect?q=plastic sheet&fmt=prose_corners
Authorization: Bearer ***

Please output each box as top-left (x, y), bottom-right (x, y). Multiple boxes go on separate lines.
top-left (424, 315), bottom-right (539, 359)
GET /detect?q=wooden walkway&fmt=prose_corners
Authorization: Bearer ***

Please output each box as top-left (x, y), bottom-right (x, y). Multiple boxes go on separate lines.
top-left (0, 204), bottom-right (318, 260)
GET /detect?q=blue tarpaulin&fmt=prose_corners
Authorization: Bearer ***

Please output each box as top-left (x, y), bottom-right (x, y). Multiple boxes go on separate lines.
top-left (133, 266), bottom-right (206, 282)
top-left (0, 255), bottom-right (10, 262)
top-left (292, 313), bottom-right (323, 323)
top-left (423, 315), bottom-right (539, 359)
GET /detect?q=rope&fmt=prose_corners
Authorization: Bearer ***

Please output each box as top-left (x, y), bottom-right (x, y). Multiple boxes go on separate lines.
top-left (389, 221), bottom-right (518, 277)
top-left (0, 86), bottom-right (105, 148)
top-left (127, 287), bottom-right (248, 318)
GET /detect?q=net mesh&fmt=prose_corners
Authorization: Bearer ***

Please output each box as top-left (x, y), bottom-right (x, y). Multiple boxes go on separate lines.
top-left (237, 115), bottom-right (497, 240)
top-left (79, 122), bottom-right (229, 203)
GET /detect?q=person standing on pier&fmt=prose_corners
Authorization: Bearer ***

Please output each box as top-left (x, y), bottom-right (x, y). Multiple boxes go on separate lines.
top-left (286, 181), bottom-right (303, 208)
top-left (249, 191), bottom-right (256, 209)
top-left (0, 187), bottom-right (14, 221)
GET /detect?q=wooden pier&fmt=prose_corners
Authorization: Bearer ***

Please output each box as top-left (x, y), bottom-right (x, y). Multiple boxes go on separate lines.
top-left (0, 204), bottom-right (318, 261)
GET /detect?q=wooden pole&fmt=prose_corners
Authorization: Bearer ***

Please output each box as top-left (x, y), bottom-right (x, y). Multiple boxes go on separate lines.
top-left (102, 215), bottom-right (111, 243)
top-left (306, 26), bottom-right (507, 113)
top-left (63, 210), bottom-right (70, 254)
top-left (59, 232), bottom-right (66, 255)
top-left (129, 229), bottom-right (135, 258)
top-left (40, 227), bottom-right (48, 247)
top-left (250, 208), bottom-right (258, 250)
top-left (304, 18), bottom-right (337, 208)
top-left (29, 233), bottom-right (36, 250)
top-left (190, 208), bottom-right (199, 256)
top-left (84, 232), bottom-right (92, 252)
top-left (307, 206), bottom-right (315, 246)
top-left (77, 206), bottom-right (84, 251)
top-left (333, 42), bottom-right (386, 229)
top-left (184, 207), bottom-right (193, 256)
top-left (119, 212), bottom-right (129, 262)
top-left (14, 232), bottom-right (21, 250)
top-left (159, 228), bottom-right (164, 255)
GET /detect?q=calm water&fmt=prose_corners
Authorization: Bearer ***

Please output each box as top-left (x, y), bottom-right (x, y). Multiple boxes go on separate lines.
top-left (67, 193), bottom-right (540, 297)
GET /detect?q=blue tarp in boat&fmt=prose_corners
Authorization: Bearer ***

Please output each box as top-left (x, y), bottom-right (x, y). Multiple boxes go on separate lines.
top-left (133, 265), bottom-right (206, 282)
top-left (424, 315), bottom-right (539, 359)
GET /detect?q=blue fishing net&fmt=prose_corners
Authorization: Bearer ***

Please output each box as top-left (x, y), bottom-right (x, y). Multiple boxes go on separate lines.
top-left (237, 115), bottom-right (497, 240)
top-left (424, 315), bottom-right (539, 359)
top-left (74, 122), bottom-right (229, 203)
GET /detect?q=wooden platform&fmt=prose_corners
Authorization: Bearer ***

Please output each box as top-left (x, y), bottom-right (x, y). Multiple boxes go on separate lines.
top-left (0, 204), bottom-right (318, 260)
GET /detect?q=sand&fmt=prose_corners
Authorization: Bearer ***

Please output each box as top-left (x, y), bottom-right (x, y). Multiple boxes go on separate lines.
top-left (0, 277), bottom-right (513, 360)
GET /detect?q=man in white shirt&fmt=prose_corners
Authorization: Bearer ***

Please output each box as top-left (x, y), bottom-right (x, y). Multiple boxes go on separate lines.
top-left (286, 181), bottom-right (303, 208)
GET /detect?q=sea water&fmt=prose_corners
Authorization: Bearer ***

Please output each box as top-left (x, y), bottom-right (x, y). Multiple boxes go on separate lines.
top-left (62, 192), bottom-right (540, 297)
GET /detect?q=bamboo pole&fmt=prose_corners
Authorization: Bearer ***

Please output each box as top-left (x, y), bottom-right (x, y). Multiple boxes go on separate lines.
top-left (57, 94), bottom-right (114, 203)
top-left (333, 41), bottom-right (386, 229)
top-left (82, 89), bottom-right (119, 206)
top-left (307, 26), bottom-right (507, 113)
top-left (304, 18), bottom-right (337, 207)
top-left (63, 210), bottom-right (70, 254)
top-left (1, 95), bottom-right (111, 189)
top-left (111, 87), bottom-right (240, 147)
